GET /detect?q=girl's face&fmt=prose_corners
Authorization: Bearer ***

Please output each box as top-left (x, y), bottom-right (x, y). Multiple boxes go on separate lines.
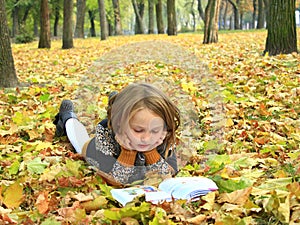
top-left (126, 108), bottom-right (167, 152)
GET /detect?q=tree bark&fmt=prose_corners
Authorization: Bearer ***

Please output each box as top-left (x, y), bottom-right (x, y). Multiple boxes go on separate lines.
top-left (98, 0), bottom-right (107, 40)
top-left (252, 0), bottom-right (257, 29)
top-left (0, 0), bottom-right (19, 87)
top-left (38, 0), bottom-right (51, 48)
top-left (74, 0), bottom-right (86, 38)
top-left (223, 0), bottom-right (229, 29)
top-left (53, 0), bottom-right (60, 37)
top-left (62, 0), bottom-right (74, 49)
top-left (88, 10), bottom-right (96, 37)
top-left (264, 0), bottom-right (298, 55)
top-left (167, 0), bottom-right (177, 35)
top-left (112, 0), bottom-right (123, 35)
top-left (228, 0), bottom-right (240, 29)
top-left (203, 0), bottom-right (221, 44)
top-left (197, 0), bottom-right (205, 22)
top-left (12, 0), bottom-right (20, 37)
top-left (155, 0), bottom-right (164, 34)
top-left (132, 0), bottom-right (145, 34)
top-left (257, 0), bottom-right (265, 28)
top-left (148, 0), bottom-right (154, 34)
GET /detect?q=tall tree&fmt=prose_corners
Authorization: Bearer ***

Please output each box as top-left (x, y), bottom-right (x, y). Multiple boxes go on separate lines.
top-left (167, 0), bottom-right (176, 35)
top-left (148, 0), bottom-right (154, 34)
top-left (74, 0), bottom-right (86, 38)
top-left (52, 0), bottom-right (62, 37)
top-left (0, 0), bottom-right (19, 87)
top-left (197, 0), bottom-right (205, 22)
top-left (228, 0), bottom-right (240, 29)
top-left (62, 0), bottom-right (74, 49)
top-left (203, 0), bottom-right (221, 44)
top-left (264, 0), bottom-right (297, 55)
top-left (11, 0), bottom-right (20, 37)
top-left (88, 10), bottom-right (96, 37)
top-left (155, 0), bottom-right (164, 34)
top-left (112, 0), bottom-right (122, 35)
top-left (257, 0), bottom-right (265, 28)
top-left (252, 0), bottom-right (257, 29)
top-left (38, 0), bottom-right (51, 48)
top-left (98, 0), bottom-right (107, 40)
top-left (132, 0), bottom-right (145, 34)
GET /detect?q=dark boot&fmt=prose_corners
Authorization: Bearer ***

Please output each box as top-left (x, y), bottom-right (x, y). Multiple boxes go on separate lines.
top-left (53, 100), bottom-right (77, 137)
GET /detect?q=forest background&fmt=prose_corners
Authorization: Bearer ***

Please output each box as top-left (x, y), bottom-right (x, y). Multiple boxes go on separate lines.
top-left (0, 0), bottom-right (300, 224)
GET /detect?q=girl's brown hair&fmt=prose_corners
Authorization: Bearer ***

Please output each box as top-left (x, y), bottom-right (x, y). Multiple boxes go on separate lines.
top-left (107, 83), bottom-right (180, 149)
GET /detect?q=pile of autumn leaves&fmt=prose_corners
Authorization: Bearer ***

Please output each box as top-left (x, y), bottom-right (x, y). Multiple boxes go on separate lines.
top-left (0, 32), bottom-right (299, 224)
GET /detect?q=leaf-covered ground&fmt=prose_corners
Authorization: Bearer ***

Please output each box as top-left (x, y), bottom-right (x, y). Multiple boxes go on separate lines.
top-left (0, 31), bottom-right (299, 225)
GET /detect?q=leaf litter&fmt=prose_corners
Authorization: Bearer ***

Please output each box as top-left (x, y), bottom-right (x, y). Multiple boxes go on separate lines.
top-left (0, 31), bottom-right (299, 224)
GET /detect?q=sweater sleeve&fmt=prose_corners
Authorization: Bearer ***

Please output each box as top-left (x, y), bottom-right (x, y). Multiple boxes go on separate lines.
top-left (83, 123), bottom-right (138, 186)
top-left (144, 147), bottom-right (178, 176)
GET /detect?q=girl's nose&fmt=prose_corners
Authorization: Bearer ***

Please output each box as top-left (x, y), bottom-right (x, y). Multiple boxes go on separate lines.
top-left (141, 132), bottom-right (151, 142)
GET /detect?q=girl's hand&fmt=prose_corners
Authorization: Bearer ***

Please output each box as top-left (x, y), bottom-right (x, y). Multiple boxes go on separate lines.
top-left (115, 132), bottom-right (134, 150)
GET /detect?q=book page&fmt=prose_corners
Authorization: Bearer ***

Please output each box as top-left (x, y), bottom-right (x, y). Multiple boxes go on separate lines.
top-left (111, 186), bottom-right (157, 206)
top-left (158, 177), bottom-right (218, 200)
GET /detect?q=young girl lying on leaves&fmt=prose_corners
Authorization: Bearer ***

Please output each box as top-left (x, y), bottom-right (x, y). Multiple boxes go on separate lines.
top-left (54, 83), bottom-right (180, 186)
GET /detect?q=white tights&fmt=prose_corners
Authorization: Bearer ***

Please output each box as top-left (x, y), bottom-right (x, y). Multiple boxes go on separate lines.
top-left (65, 118), bottom-right (90, 154)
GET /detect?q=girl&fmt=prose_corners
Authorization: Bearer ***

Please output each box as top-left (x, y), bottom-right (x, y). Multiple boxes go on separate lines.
top-left (54, 83), bottom-right (180, 186)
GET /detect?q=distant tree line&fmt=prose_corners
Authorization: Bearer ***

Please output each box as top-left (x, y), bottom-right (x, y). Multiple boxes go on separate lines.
top-left (0, 0), bottom-right (298, 87)
top-left (4, 0), bottom-right (276, 41)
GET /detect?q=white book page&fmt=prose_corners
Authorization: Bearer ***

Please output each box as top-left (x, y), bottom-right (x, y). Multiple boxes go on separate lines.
top-left (111, 186), bottom-right (157, 206)
top-left (158, 177), bottom-right (218, 200)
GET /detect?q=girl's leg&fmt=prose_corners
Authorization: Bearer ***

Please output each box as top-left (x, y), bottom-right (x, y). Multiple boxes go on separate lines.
top-left (65, 118), bottom-right (90, 154)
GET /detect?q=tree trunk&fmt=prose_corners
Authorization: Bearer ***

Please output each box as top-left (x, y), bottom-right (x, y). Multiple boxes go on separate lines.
top-left (155, 0), bottom-right (164, 34)
top-left (257, 0), bottom-right (265, 28)
top-left (62, 0), bottom-right (74, 49)
top-left (228, 0), bottom-right (240, 29)
top-left (12, 0), bottom-right (19, 37)
top-left (167, 0), bottom-right (177, 35)
top-left (74, 0), bottom-right (86, 38)
top-left (219, 0), bottom-right (226, 30)
top-left (203, 0), bottom-right (221, 44)
top-left (132, 0), bottom-right (145, 34)
top-left (148, 0), bottom-right (154, 34)
top-left (264, 0), bottom-right (297, 55)
top-left (38, 0), bottom-right (51, 48)
top-left (0, 0), bottom-right (19, 87)
top-left (53, 0), bottom-right (60, 37)
top-left (223, 0), bottom-right (228, 29)
top-left (98, 0), bottom-right (107, 40)
top-left (252, 0), bottom-right (257, 29)
top-left (88, 10), bottom-right (96, 37)
top-left (112, 0), bottom-right (123, 35)
top-left (197, 0), bottom-right (205, 22)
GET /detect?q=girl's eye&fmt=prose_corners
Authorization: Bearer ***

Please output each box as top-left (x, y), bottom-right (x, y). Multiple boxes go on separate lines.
top-left (151, 130), bottom-right (160, 134)
top-left (134, 129), bottom-right (143, 133)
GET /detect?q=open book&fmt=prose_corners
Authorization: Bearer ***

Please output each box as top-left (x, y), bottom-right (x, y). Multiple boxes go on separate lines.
top-left (111, 177), bottom-right (218, 206)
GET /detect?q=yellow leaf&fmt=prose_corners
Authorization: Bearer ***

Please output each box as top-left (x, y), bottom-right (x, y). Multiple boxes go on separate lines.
top-left (3, 181), bottom-right (23, 208)
top-left (35, 141), bottom-right (54, 151)
top-left (201, 191), bottom-right (216, 211)
top-left (226, 118), bottom-right (234, 127)
top-left (218, 187), bottom-right (252, 205)
top-left (186, 214), bottom-right (206, 224)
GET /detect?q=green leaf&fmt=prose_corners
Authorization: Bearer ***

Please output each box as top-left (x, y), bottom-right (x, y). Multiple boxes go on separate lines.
top-left (65, 159), bottom-right (81, 177)
top-left (39, 93), bottom-right (51, 103)
top-left (8, 160), bottom-right (20, 175)
top-left (27, 157), bottom-right (49, 174)
top-left (212, 175), bottom-right (252, 193)
top-left (41, 218), bottom-right (61, 225)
